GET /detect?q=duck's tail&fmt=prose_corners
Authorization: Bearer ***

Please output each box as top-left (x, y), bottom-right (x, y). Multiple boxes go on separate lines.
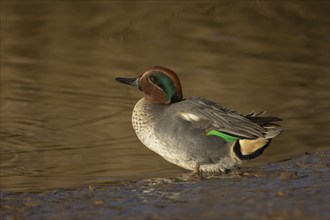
top-left (233, 115), bottom-right (282, 160)
top-left (244, 113), bottom-right (282, 138)
top-left (264, 123), bottom-right (282, 139)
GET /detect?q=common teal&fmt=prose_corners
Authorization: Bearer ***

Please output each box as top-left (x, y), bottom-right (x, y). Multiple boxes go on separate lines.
top-left (115, 66), bottom-right (282, 172)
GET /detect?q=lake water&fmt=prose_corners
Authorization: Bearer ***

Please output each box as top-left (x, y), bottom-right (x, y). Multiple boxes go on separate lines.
top-left (1, 1), bottom-right (329, 192)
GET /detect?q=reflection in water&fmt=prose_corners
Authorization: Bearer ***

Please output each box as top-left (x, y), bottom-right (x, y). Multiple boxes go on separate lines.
top-left (1, 1), bottom-right (329, 192)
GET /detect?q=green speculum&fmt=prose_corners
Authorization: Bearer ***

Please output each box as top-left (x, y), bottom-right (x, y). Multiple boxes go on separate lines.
top-left (207, 130), bottom-right (238, 142)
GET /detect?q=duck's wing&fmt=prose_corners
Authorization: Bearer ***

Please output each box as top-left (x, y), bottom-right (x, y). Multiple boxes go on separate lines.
top-left (177, 97), bottom-right (281, 140)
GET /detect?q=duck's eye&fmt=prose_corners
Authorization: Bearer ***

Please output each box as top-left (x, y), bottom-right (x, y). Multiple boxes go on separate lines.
top-left (149, 75), bottom-right (158, 84)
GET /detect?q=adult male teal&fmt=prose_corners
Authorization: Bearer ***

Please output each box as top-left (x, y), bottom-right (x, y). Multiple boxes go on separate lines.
top-left (115, 66), bottom-right (282, 172)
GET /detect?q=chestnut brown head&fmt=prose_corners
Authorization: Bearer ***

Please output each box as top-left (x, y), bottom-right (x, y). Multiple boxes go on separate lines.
top-left (115, 66), bottom-right (183, 104)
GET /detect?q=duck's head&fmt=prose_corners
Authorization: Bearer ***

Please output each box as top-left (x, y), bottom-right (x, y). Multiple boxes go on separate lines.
top-left (115, 66), bottom-right (183, 104)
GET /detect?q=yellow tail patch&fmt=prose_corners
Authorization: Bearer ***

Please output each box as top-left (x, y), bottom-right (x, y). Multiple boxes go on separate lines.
top-left (239, 138), bottom-right (270, 155)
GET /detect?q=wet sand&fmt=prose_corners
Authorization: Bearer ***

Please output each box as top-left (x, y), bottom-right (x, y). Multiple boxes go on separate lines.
top-left (1, 150), bottom-right (329, 220)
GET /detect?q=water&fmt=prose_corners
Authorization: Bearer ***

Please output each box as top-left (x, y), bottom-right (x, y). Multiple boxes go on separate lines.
top-left (1, 1), bottom-right (329, 192)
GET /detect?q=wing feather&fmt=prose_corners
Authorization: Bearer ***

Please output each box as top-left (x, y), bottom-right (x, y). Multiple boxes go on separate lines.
top-left (177, 97), bottom-right (268, 139)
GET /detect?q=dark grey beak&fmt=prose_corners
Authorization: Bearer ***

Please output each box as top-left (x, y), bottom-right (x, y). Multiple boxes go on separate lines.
top-left (115, 77), bottom-right (139, 87)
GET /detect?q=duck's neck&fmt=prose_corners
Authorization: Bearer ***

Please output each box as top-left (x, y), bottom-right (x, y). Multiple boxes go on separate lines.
top-left (132, 98), bottom-right (165, 128)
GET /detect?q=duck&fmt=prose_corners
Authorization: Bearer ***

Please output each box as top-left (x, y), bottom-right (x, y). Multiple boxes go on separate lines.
top-left (115, 66), bottom-right (282, 172)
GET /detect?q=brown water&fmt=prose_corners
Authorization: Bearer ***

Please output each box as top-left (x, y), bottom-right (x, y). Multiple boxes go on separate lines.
top-left (1, 1), bottom-right (329, 192)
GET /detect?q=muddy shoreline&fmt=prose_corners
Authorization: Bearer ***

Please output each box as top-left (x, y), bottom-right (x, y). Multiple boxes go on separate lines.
top-left (1, 150), bottom-right (329, 220)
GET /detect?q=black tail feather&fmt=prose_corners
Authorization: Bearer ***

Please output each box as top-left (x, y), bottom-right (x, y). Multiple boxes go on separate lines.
top-left (246, 116), bottom-right (282, 126)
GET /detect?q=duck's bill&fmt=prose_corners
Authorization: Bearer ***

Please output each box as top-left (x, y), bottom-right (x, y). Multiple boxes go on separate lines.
top-left (115, 77), bottom-right (139, 87)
